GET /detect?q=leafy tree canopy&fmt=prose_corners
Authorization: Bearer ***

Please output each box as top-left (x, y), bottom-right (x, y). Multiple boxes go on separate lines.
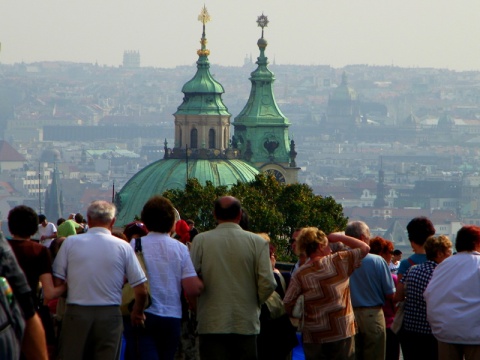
top-left (163, 174), bottom-right (348, 261)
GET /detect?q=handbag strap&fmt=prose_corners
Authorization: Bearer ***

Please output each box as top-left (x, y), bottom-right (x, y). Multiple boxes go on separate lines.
top-left (135, 237), bottom-right (143, 253)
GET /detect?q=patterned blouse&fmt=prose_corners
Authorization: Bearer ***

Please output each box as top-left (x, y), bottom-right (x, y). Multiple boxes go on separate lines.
top-left (401, 260), bottom-right (437, 334)
top-left (284, 248), bottom-right (362, 343)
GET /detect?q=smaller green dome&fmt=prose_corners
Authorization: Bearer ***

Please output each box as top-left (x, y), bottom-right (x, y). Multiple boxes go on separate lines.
top-left (115, 158), bottom-right (259, 226)
top-left (181, 61), bottom-right (225, 94)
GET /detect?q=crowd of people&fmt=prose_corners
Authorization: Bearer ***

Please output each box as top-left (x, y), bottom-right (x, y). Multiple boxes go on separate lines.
top-left (0, 197), bottom-right (479, 360)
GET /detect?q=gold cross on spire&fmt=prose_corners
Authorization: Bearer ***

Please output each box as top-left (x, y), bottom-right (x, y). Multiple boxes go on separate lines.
top-left (198, 5), bottom-right (211, 25)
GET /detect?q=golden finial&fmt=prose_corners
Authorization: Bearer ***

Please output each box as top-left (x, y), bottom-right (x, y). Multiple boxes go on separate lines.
top-left (197, 6), bottom-right (211, 57)
top-left (198, 5), bottom-right (211, 25)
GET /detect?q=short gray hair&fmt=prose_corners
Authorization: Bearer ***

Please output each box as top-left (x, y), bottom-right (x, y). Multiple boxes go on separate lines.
top-left (87, 201), bottom-right (116, 224)
top-left (345, 221), bottom-right (370, 241)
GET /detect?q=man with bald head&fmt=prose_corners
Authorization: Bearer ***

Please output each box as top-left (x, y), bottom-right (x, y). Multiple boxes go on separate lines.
top-left (190, 196), bottom-right (276, 360)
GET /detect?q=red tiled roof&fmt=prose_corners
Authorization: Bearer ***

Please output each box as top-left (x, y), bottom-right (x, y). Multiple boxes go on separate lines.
top-left (0, 182), bottom-right (16, 194)
top-left (0, 141), bottom-right (26, 162)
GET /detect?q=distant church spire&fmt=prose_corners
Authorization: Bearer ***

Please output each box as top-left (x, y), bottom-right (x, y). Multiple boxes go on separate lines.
top-left (44, 163), bottom-right (63, 222)
top-left (373, 156), bottom-right (388, 208)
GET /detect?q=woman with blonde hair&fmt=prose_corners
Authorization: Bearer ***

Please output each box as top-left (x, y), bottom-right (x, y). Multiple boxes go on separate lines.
top-left (283, 227), bottom-right (370, 360)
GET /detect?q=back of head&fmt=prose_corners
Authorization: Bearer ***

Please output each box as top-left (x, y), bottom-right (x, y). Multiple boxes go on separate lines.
top-left (175, 219), bottom-right (190, 243)
top-left (87, 201), bottom-right (116, 226)
top-left (424, 235), bottom-right (452, 261)
top-left (297, 227), bottom-right (328, 257)
top-left (369, 236), bottom-right (394, 257)
top-left (8, 205), bottom-right (39, 238)
top-left (407, 217), bottom-right (435, 246)
top-left (369, 236), bottom-right (386, 256)
top-left (38, 214), bottom-right (46, 224)
top-left (141, 196), bottom-right (175, 233)
top-left (345, 221), bottom-right (370, 242)
top-left (123, 221), bottom-right (149, 241)
top-left (74, 213), bottom-right (84, 224)
top-left (57, 217), bottom-right (66, 226)
top-left (214, 196), bottom-right (242, 222)
top-left (455, 225), bottom-right (480, 252)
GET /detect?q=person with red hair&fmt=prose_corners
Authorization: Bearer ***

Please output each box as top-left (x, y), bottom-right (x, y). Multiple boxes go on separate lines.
top-left (369, 236), bottom-right (399, 360)
top-left (175, 220), bottom-right (191, 245)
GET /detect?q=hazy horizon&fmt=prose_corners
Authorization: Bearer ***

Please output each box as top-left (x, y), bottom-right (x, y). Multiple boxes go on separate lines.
top-left (1, 0), bottom-right (479, 71)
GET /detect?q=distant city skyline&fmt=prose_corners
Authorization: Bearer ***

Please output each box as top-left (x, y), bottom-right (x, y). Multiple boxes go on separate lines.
top-left (1, 0), bottom-right (479, 71)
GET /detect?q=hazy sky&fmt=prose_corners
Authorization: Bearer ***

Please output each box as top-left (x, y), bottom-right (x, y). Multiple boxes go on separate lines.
top-left (1, 0), bottom-right (480, 71)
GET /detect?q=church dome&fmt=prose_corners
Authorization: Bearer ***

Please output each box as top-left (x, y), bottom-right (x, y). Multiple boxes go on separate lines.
top-left (40, 148), bottom-right (62, 163)
top-left (330, 72), bottom-right (357, 102)
top-left (115, 158), bottom-right (259, 226)
top-left (181, 68), bottom-right (225, 95)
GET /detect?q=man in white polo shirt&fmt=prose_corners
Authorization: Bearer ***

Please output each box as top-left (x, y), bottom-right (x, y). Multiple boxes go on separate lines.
top-left (35, 214), bottom-right (57, 248)
top-left (53, 200), bottom-right (147, 360)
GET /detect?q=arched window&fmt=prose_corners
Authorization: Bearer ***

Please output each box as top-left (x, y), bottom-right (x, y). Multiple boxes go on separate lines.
top-left (190, 128), bottom-right (198, 148)
top-left (179, 128), bottom-right (182, 147)
top-left (208, 129), bottom-right (215, 149)
top-left (223, 128), bottom-right (227, 148)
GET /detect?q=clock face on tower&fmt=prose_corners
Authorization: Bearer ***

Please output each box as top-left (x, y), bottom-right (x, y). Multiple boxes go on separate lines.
top-left (264, 169), bottom-right (286, 183)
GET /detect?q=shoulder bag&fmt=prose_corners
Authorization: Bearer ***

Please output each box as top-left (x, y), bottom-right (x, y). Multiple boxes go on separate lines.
top-left (120, 237), bottom-right (152, 316)
top-left (292, 294), bottom-right (305, 331)
top-left (391, 258), bottom-right (416, 334)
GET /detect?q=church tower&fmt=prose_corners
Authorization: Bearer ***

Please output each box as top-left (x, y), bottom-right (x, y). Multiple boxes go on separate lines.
top-left (233, 14), bottom-right (299, 184)
top-left (373, 157), bottom-right (388, 208)
top-left (173, 6), bottom-right (231, 153)
top-left (326, 71), bottom-right (361, 138)
top-left (44, 163), bottom-right (63, 222)
top-left (114, 7), bottom-right (260, 226)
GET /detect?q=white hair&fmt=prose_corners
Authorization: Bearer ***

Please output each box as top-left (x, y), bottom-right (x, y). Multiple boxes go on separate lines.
top-left (87, 201), bottom-right (116, 224)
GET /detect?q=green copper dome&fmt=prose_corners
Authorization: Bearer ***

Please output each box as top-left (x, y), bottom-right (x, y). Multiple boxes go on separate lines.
top-left (115, 158), bottom-right (259, 226)
top-left (180, 61), bottom-right (225, 95)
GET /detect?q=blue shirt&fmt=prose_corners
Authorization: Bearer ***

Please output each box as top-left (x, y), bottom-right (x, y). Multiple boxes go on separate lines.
top-left (350, 253), bottom-right (395, 307)
top-left (397, 253), bottom-right (427, 277)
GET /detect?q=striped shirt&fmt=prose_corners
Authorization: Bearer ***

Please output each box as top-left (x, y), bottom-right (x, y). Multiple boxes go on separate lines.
top-left (284, 249), bottom-right (362, 343)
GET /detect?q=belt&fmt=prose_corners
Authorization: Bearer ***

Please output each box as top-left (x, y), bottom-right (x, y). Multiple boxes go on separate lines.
top-left (353, 305), bottom-right (382, 310)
